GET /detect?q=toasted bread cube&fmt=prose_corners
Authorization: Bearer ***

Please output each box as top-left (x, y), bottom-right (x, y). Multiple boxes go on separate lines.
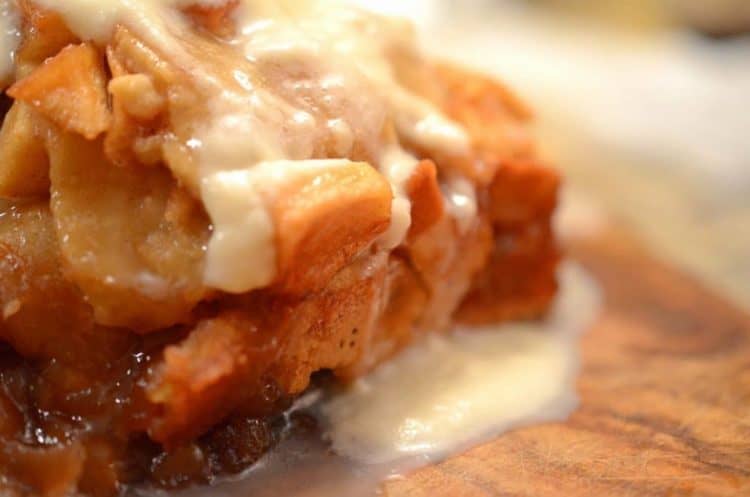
top-left (108, 74), bottom-right (165, 122)
top-left (8, 43), bottom-right (111, 140)
top-left (149, 252), bottom-right (387, 446)
top-left (406, 159), bottom-right (444, 241)
top-left (14, 1), bottom-right (79, 78)
top-left (105, 71), bottom-right (167, 167)
top-left (488, 159), bottom-right (560, 227)
top-left (434, 63), bottom-right (535, 184)
top-left (271, 160), bottom-right (393, 294)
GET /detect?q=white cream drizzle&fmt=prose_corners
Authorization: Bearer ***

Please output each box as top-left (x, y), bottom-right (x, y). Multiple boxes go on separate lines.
top-left (377, 146), bottom-right (419, 249)
top-left (444, 176), bottom-right (478, 234)
top-left (202, 159), bottom-right (357, 292)
top-left (175, 263), bottom-right (601, 497)
top-left (28, 0), bottom-right (475, 294)
top-left (322, 262), bottom-right (599, 464)
top-left (0, 0), bottom-right (20, 84)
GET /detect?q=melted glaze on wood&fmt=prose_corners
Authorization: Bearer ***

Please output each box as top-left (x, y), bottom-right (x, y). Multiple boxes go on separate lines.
top-left (384, 228), bottom-right (750, 496)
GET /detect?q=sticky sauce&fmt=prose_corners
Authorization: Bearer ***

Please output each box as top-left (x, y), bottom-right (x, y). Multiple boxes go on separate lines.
top-left (443, 176), bottom-right (479, 234)
top-left (168, 262), bottom-right (601, 497)
top-left (0, 0), bottom-right (19, 84)
top-left (323, 261), bottom-right (599, 464)
top-left (377, 147), bottom-right (419, 249)
top-left (33, 0), bottom-right (474, 294)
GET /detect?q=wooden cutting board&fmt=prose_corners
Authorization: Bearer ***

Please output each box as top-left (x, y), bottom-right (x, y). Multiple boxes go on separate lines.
top-left (385, 228), bottom-right (750, 497)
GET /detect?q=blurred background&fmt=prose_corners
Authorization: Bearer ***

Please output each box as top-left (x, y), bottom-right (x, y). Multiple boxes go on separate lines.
top-left (358, 0), bottom-right (750, 310)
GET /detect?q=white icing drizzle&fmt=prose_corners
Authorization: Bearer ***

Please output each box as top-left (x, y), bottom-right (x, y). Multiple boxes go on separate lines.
top-left (377, 147), bottom-right (418, 249)
top-left (35, 0), bottom-right (156, 43)
top-left (173, 263), bottom-right (601, 497)
top-left (28, 0), bottom-right (476, 294)
top-left (201, 170), bottom-right (275, 292)
top-left (202, 159), bottom-right (355, 292)
top-left (0, 0), bottom-right (20, 84)
top-left (444, 176), bottom-right (478, 234)
top-left (322, 262), bottom-right (600, 464)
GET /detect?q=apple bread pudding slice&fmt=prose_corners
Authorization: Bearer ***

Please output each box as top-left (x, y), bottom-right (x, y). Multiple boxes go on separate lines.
top-left (0, 1), bottom-right (559, 495)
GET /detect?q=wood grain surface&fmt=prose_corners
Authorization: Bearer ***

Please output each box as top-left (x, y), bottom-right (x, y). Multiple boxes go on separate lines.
top-left (385, 229), bottom-right (750, 497)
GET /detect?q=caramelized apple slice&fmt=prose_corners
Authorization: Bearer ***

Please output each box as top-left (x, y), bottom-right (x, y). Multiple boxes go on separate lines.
top-left (47, 131), bottom-right (209, 331)
top-left (0, 102), bottom-right (49, 198)
top-left (0, 441), bottom-right (84, 497)
top-left (0, 202), bottom-right (136, 364)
